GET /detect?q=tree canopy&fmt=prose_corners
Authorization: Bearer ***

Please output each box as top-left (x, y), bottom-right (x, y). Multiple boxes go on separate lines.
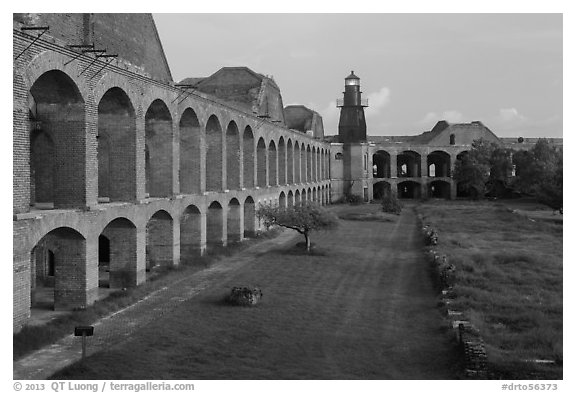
top-left (257, 203), bottom-right (339, 252)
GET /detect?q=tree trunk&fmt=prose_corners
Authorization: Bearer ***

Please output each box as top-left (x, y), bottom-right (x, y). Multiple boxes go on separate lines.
top-left (304, 231), bottom-right (311, 252)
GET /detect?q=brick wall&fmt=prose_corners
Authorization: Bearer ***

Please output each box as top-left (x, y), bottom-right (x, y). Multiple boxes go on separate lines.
top-left (146, 211), bottom-right (174, 269)
top-left (227, 200), bottom-right (242, 242)
top-left (180, 206), bottom-right (203, 263)
top-left (268, 141), bottom-right (278, 186)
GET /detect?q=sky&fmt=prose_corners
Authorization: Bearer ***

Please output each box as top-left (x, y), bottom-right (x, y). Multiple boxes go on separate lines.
top-left (153, 13), bottom-right (562, 138)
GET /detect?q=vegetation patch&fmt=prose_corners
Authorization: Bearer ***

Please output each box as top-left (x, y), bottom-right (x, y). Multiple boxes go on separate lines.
top-left (418, 200), bottom-right (562, 379)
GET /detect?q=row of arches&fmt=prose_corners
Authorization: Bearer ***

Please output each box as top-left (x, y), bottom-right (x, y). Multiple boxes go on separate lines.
top-left (372, 150), bottom-right (468, 179)
top-left (28, 69), bottom-right (330, 209)
top-left (373, 179), bottom-right (473, 200)
top-left (28, 184), bottom-right (331, 313)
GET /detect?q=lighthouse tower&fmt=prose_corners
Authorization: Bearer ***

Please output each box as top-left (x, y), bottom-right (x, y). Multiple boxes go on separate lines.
top-left (337, 70), bottom-right (368, 143)
top-left (330, 71), bottom-right (372, 202)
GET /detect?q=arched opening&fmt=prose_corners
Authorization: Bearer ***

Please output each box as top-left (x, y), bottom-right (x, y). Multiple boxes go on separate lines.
top-left (397, 181), bottom-right (421, 199)
top-left (206, 115), bottom-right (223, 192)
top-left (97, 87), bottom-right (137, 202)
top-left (269, 140), bottom-right (278, 186)
top-left (98, 235), bottom-right (110, 288)
top-left (287, 140), bottom-right (294, 184)
top-left (312, 146), bottom-right (317, 182)
top-left (294, 141), bottom-right (301, 183)
top-left (373, 150), bottom-right (391, 178)
top-left (101, 218), bottom-right (141, 288)
top-left (227, 198), bottom-right (242, 243)
top-left (306, 145), bottom-right (312, 182)
top-left (427, 151), bottom-right (451, 177)
top-left (257, 138), bottom-right (267, 187)
top-left (279, 191), bottom-right (286, 208)
top-left (243, 126), bottom-right (255, 188)
top-left (428, 180), bottom-right (451, 199)
top-left (397, 151), bottom-right (421, 178)
top-left (450, 134), bottom-right (456, 145)
top-left (146, 210), bottom-right (174, 274)
top-left (226, 121), bottom-right (241, 190)
top-left (207, 201), bottom-right (224, 250)
top-left (243, 197), bottom-right (256, 238)
top-left (302, 189), bottom-right (307, 204)
top-left (180, 205), bottom-right (202, 263)
top-left (145, 99), bottom-right (173, 197)
top-left (179, 108), bottom-right (202, 194)
top-left (30, 227), bottom-right (92, 312)
top-left (29, 70), bottom-right (86, 209)
top-left (287, 190), bottom-right (294, 207)
top-left (373, 181), bottom-right (392, 200)
top-left (295, 189), bottom-right (301, 206)
top-left (278, 137), bottom-right (286, 185)
top-left (301, 144), bottom-right (307, 182)
top-left (312, 187), bottom-right (317, 202)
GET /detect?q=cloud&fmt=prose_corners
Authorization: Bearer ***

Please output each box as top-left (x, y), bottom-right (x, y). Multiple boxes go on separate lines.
top-left (366, 87), bottom-right (391, 117)
top-left (498, 108), bottom-right (528, 124)
top-left (318, 101), bottom-right (340, 135)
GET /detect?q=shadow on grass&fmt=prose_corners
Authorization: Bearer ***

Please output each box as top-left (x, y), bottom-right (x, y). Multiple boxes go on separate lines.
top-left (258, 241), bottom-right (329, 257)
top-left (338, 212), bottom-right (398, 223)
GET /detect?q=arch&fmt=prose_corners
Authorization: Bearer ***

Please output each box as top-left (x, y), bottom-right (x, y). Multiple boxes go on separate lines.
top-left (145, 99), bottom-right (173, 197)
top-left (180, 204), bottom-right (203, 263)
top-left (373, 181), bottom-right (392, 200)
top-left (428, 180), bottom-right (451, 199)
top-left (306, 145), bottom-right (312, 182)
top-left (101, 217), bottom-right (141, 288)
top-left (287, 190), bottom-right (294, 207)
top-left (179, 108), bottom-right (202, 194)
top-left (29, 70), bottom-right (86, 208)
top-left (397, 150), bottom-right (421, 178)
top-left (243, 126), bottom-right (255, 188)
top-left (294, 141), bottom-right (302, 183)
top-left (98, 234), bottom-right (110, 288)
top-left (268, 140), bottom-right (278, 186)
top-left (302, 188), bottom-right (308, 204)
top-left (450, 134), bottom-right (456, 145)
top-left (279, 191), bottom-right (286, 208)
top-left (226, 121), bottom-right (241, 190)
top-left (278, 137), bottom-right (287, 185)
top-left (207, 201), bottom-right (224, 249)
top-left (30, 227), bottom-right (91, 311)
top-left (313, 146), bottom-right (318, 182)
top-left (146, 210), bottom-right (174, 273)
top-left (256, 137), bottom-right (267, 187)
top-left (98, 87), bottom-right (137, 202)
top-left (295, 189), bottom-right (301, 205)
top-left (300, 143), bottom-right (307, 182)
top-left (373, 150), bottom-right (391, 178)
top-left (243, 196), bottom-right (256, 238)
top-left (307, 187), bottom-right (312, 203)
top-left (397, 180), bottom-right (421, 199)
top-left (206, 115), bottom-right (223, 192)
top-left (427, 150), bottom-right (451, 177)
top-left (287, 139), bottom-right (294, 184)
top-left (227, 198), bottom-right (242, 243)
top-left (312, 187), bottom-right (317, 202)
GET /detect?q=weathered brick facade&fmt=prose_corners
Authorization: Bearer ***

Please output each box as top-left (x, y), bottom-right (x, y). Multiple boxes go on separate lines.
top-left (13, 15), bottom-right (331, 332)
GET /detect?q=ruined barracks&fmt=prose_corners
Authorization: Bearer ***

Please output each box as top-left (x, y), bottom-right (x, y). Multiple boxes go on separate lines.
top-left (12, 14), bottom-right (560, 332)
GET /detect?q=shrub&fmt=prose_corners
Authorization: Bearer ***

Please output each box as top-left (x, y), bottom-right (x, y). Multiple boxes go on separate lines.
top-left (381, 193), bottom-right (403, 214)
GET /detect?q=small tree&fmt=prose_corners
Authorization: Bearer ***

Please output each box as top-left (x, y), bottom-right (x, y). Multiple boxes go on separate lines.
top-left (257, 203), bottom-right (339, 252)
top-left (381, 192), bottom-right (403, 215)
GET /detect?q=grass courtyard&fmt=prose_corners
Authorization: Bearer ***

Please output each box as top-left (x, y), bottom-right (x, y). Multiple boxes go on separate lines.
top-left (51, 204), bottom-right (461, 380)
top-left (417, 200), bottom-right (563, 379)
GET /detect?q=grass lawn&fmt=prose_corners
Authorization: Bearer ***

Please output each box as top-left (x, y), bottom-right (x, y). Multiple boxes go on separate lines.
top-left (52, 204), bottom-right (461, 380)
top-left (417, 200), bottom-right (563, 379)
